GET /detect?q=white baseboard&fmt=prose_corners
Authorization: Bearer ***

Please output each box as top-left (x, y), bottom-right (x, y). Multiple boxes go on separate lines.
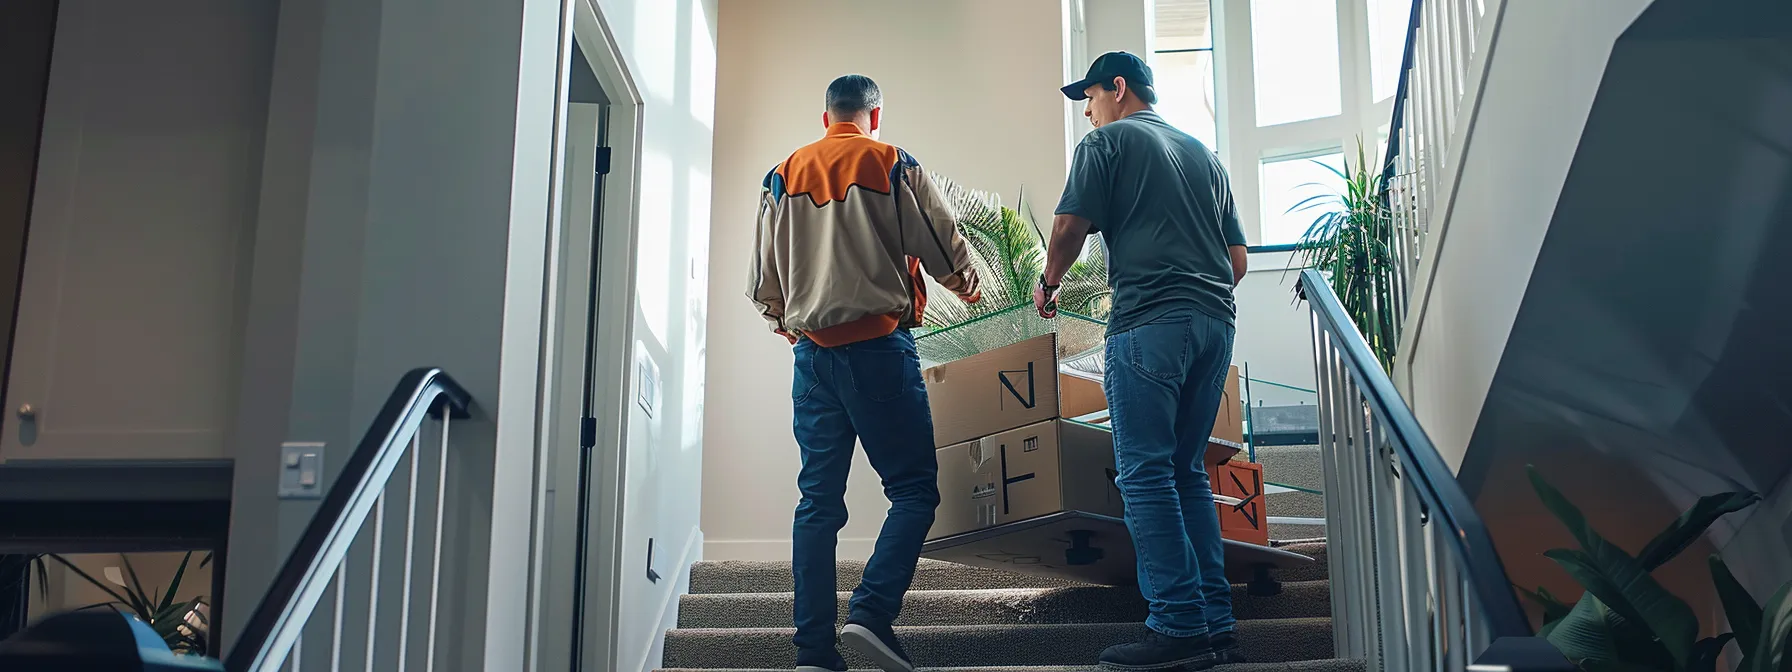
top-left (634, 526), bottom-right (703, 672)
top-left (704, 537), bottom-right (878, 562)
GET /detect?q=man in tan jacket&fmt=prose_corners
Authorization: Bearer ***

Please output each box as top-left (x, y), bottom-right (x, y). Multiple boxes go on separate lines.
top-left (748, 74), bottom-right (979, 672)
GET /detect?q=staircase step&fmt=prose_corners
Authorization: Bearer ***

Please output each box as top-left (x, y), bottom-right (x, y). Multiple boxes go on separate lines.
top-left (678, 581), bottom-right (1331, 628)
top-left (691, 559), bottom-right (1081, 594)
top-left (660, 662), bottom-right (1366, 672)
top-left (691, 545), bottom-right (1329, 596)
top-left (661, 619), bottom-right (1333, 669)
top-left (1271, 542), bottom-right (1327, 582)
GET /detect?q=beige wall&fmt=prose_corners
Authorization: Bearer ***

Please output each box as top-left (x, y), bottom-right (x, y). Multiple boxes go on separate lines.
top-left (703, 0), bottom-right (1073, 560)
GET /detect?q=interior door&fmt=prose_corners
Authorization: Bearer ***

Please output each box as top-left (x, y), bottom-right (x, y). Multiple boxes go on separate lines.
top-left (0, 0), bottom-right (58, 457)
top-left (1, 0), bottom-right (272, 462)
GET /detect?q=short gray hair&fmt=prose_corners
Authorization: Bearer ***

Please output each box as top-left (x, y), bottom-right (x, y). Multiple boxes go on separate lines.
top-left (826, 74), bottom-right (882, 116)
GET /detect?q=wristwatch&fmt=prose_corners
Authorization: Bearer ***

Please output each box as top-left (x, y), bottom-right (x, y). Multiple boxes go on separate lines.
top-left (1038, 276), bottom-right (1060, 293)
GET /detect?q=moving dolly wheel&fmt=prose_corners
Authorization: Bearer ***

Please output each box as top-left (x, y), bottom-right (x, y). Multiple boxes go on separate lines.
top-left (1064, 530), bottom-right (1105, 566)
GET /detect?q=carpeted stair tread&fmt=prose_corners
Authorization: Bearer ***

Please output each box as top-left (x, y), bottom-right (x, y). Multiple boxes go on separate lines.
top-left (678, 581), bottom-right (1331, 628)
top-left (690, 559), bottom-right (1083, 594)
top-left (660, 619), bottom-right (1333, 669)
top-left (657, 661), bottom-right (1366, 672)
top-left (1269, 542), bottom-right (1328, 582)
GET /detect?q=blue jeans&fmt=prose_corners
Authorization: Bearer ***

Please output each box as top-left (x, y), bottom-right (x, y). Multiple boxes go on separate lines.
top-left (790, 330), bottom-right (940, 664)
top-left (1105, 311), bottom-right (1237, 638)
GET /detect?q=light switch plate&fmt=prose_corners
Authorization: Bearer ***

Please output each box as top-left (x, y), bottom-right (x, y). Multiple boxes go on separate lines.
top-left (635, 344), bottom-right (659, 418)
top-left (279, 442), bottom-right (325, 499)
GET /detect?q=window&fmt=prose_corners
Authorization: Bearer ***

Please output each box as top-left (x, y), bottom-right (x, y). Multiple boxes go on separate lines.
top-left (1250, 0), bottom-right (1342, 126)
top-left (1259, 150), bottom-right (1346, 246)
top-left (1153, 0), bottom-right (1218, 149)
top-left (1368, 0), bottom-right (1414, 101)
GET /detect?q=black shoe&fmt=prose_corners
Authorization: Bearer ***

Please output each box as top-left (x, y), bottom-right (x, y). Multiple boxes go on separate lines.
top-left (795, 647), bottom-right (847, 672)
top-left (841, 622), bottom-right (915, 672)
top-left (1099, 630), bottom-right (1217, 671)
top-left (1211, 631), bottom-right (1246, 665)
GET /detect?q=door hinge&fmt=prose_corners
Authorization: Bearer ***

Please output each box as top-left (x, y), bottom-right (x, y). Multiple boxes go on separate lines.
top-left (645, 537), bottom-right (661, 583)
top-left (594, 147), bottom-right (612, 175)
top-left (579, 416), bottom-right (597, 448)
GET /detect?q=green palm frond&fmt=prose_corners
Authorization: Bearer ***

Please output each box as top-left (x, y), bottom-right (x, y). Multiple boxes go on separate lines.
top-left (1289, 138), bottom-right (1400, 370)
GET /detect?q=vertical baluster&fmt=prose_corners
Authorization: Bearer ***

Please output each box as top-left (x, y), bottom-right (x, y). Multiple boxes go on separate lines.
top-left (1412, 21), bottom-right (1434, 240)
top-left (364, 493), bottom-right (386, 670)
top-left (1424, 0), bottom-right (1448, 174)
top-left (1342, 376), bottom-right (1377, 670)
top-left (1438, 532), bottom-right (1467, 672)
top-left (1454, 0), bottom-right (1476, 77)
top-left (1463, 575), bottom-right (1488, 662)
top-left (1425, 521), bottom-right (1446, 672)
top-left (398, 432), bottom-right (422, 671)
top-left (1401, 480), bottom-right (1434, 672)
top-left (426, 415), bottom-right (452, 672)
top-left (331, 569), bottom-right (346, 671)
top-left (1311, 328), bottom-right (1353, 659)
top-left (1371, 420), bottom-right (1406, 671)
top-left (1440, 0), bottom-right (1464, 126)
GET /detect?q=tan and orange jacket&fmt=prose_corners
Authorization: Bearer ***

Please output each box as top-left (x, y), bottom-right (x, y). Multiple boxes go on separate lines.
top-left (749, 123), bottom-right (979, 346)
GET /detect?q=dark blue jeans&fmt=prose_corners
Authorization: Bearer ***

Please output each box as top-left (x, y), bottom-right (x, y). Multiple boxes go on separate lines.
top-left (1105, 311), bottom-right (1237, 638)
top-left (790, 330), bottom-right (940, 663)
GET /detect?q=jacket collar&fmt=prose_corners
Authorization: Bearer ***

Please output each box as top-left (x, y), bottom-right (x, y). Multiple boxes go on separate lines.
top-left (826, 122), bottom-right (868, 138)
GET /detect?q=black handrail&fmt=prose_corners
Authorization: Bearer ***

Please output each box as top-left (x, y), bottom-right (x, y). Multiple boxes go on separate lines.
top-left (223, 368), bottom-right (472, 672)
top-left (1298, 269), bottom-right (1530, 639)
top-left (1377, 0), bottom-right (1427, 191)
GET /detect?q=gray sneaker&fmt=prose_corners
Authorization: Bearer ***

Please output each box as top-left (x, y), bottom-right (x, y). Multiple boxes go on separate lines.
top-left (841, 622), bottom-right (916, 672)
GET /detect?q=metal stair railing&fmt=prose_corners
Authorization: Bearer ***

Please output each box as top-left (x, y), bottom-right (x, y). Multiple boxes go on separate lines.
top-left (1303, 270), bottom-right (1564, 672)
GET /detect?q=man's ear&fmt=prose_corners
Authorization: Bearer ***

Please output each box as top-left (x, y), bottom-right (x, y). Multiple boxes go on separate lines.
top-left (822, 111), bottom-right (831, 128)
top-left (868, 107), bottom-right (882, 132)
top-left (1112, 76), bottom-right (1128, 101)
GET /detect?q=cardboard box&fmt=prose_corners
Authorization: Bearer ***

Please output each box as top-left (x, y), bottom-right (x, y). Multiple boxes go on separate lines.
top-left (930, 417), bottom-right (1240, 542)
top-left (929, 419), bottom-right (1122, 541)
top-left (1214, 460), bottom-right (1268, 546)
top-left (922, 333), bottom-right (1107, 448)
top-left (1210, 365), bottom-right (1244, 450)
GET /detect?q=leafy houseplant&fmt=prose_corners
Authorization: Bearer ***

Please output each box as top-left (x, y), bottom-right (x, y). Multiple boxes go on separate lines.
top-left (914, 174), bottom-right (1112, 364)
top-left (1289, 138), bottom-right (1400, 370)
top-left (1521, 465), bottom-right (1792, 671)
top-left (33, 552), bottom-right (212, 654)
top-left (922, 174), bottom-right (1111, 327)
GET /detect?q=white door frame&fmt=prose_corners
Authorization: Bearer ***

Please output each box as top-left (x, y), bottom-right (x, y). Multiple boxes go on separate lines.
top-left (529, 1), bottom-right (644, 670)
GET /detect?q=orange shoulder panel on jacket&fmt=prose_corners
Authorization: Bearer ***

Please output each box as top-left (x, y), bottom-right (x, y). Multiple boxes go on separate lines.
top-left (777, 134), bottom-right (899, 207)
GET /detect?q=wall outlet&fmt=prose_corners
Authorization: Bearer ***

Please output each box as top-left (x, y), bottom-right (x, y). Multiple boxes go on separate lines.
top-left (278, 442), bottom-right (325, 499)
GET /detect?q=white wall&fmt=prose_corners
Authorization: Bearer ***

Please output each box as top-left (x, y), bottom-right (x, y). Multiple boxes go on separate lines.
top-left (585, 0), bottom-right (719, 669)
top-left (703, 0), bottom-right (1073, 561)
top-left (1395, 0), bottom-right (1653, 470)
top-left (224, 0), bottom-right (567, 668)
top-left (1233, 251), bottom-right (1318, 406)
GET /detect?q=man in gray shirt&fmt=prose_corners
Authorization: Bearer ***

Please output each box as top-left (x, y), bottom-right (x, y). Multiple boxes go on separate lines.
top-left (1035, 51), bottom-right (1248, 671)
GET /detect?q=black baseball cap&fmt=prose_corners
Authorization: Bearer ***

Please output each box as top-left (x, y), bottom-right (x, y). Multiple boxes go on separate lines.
top-left (1062, 51), bottom-right (1154, 101)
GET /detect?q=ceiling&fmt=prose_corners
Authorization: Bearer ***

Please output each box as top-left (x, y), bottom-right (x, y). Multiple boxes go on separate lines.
top-left (1155, 0), bottom-right (1212, 50)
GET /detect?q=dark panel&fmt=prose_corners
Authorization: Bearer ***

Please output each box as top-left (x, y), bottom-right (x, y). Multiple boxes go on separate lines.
top-left (0, 500), bottom-right (230, 555)
top-left (1462, 0), bottom-right (1792, 508)
top-left (0, 1), bottom-right (57, 433)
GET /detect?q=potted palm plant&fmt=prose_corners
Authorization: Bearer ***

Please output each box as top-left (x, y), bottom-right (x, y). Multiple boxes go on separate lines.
top-left (915, 175), bottom-right (1111, 365)
top-left (1288, 138), bottom-right (1400, 370)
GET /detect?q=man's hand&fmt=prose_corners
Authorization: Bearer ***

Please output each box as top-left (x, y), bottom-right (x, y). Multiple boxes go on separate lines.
top-left (1034, 278), bottom-right (1060, 318)
top-left (774, 328), bottom-right (799, 345)
top-left (958, 288), bottom-right (982, 304)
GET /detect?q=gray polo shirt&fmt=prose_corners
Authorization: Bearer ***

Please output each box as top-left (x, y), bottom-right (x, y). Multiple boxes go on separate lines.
top-left (1054, 110), bottom-right (1245, 336)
